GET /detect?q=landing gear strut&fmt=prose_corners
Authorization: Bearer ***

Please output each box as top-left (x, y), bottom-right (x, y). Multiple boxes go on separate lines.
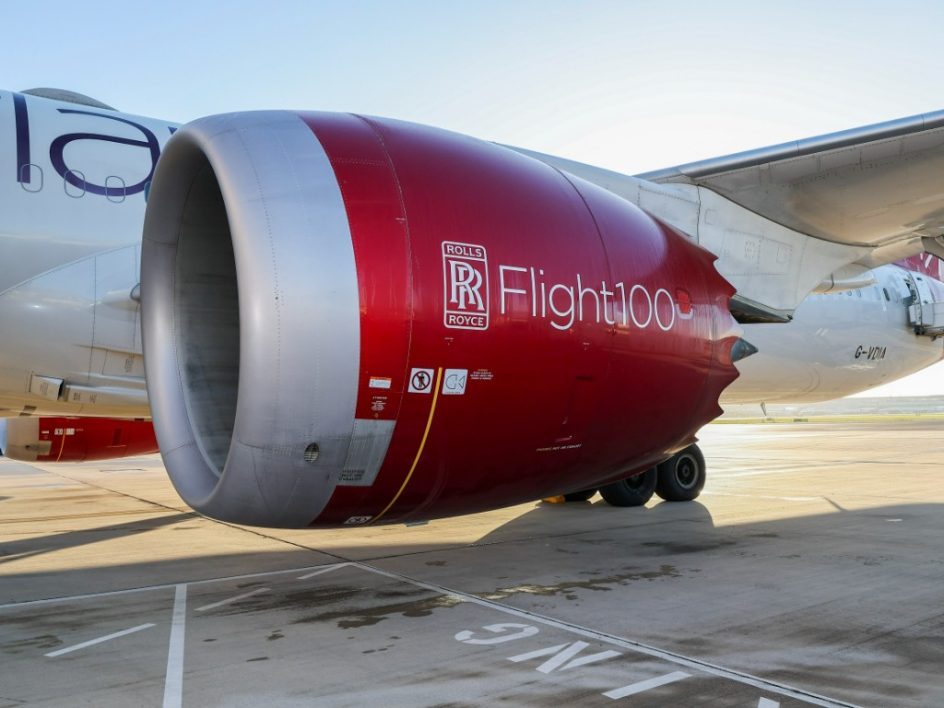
top-left (562, 489), bottom-right (597, 502)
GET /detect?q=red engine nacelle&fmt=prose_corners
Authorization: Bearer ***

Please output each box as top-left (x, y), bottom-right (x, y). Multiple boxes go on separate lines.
top-left (0, 416), bottom-right (157, 462)
top-left (141, 111), bottom-right (739, 528)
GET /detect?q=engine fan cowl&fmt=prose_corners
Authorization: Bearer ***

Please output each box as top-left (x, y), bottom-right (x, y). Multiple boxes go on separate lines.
top-left (141, 111), bottom-right (739, 528)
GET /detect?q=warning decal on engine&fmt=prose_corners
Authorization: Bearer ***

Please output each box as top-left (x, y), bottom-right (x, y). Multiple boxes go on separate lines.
top-left (408, 368), bottom-right (434, 394)
top-left (442, 369), bottom-right (468, 396)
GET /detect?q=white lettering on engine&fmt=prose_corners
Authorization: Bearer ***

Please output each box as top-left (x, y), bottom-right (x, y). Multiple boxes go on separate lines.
top-left (499, 265), bottom-right (680, 332)
top-left (444, 242), bottom-right (685, 334)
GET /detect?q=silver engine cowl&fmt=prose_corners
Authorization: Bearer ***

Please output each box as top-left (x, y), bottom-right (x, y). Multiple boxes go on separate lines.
top-left (141, 112), bottom-right (361, 527)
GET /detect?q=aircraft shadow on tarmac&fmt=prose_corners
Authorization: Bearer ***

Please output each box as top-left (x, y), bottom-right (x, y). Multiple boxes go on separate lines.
top-left (0, 512), bottom-right (198, 568)
top-left (1, 496), bottom-right (941, 706)
top-left (1, 496), bottom-right (940, 604)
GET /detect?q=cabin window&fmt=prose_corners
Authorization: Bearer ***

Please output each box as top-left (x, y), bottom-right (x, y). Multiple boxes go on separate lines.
top-left (19, 164), bottom-right (43, 193)
top-left (105, 175), bottom-right (126, 204)
top-left (64, 169), bottom-right (86, 198)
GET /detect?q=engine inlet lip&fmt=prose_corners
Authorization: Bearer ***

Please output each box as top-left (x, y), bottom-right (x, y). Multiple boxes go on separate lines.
top-left (142, 111), bottom-right (363, 527)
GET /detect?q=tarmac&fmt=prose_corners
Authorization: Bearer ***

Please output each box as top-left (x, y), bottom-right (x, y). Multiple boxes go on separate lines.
top-left (1, 421), bottom-right (943, 707)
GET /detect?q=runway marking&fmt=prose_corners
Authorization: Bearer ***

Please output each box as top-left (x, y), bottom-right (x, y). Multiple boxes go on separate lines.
top-left (456, 623), bottom-right (540, 645)
top-left (759, 699), bottom-right (781, 708)
top-left (44, 623), bottom-right (155, 657)
top-left (712, 471), bottom-right (804, 479)
top-left (162, 584), bottom-right (187, 708)
top-left (0, 556), bottom-right (858, 707)
top-left (2, 556), bottom-right (859, 706)
top-left (507, 640), bottom-right (621, 673)
top-left (703, 492), bottom-right (822, 502)
top-left (353, 561), bottom-right (860, 708)
top-left (195, 588), bottom-right (269, 612)
top-left (298, 563), bottom-right (350, 580)
top-left (602, 671), bottom-right (691, 699)
top-left (0, 562), bottom-right (350, 610)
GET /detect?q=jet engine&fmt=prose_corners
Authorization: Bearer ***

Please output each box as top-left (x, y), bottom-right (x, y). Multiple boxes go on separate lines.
top-left (141, 112), bottom-right (739, 528)
top-left (0, 416), bottom-right (157, 462)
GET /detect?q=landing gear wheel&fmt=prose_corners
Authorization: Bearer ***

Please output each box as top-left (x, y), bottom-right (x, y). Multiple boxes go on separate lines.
top-left (563, 488), bottom-right (597, 502)
top-left (599, 468), bottom-right (657, 507)
top-left (655, 444), bottom-right (706, 502)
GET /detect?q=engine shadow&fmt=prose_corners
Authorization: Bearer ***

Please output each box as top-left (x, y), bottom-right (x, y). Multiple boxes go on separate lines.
top-left (0, 512), bottom-right (198, 567)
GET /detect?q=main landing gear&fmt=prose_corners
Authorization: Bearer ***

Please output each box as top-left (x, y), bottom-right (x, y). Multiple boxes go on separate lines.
top-left (554, 444), bottom-right (707, 507)
top-left (654, 443), bottom-right (706, 502)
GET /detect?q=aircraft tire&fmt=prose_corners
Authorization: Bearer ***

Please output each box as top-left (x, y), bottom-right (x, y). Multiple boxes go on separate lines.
top-left (599, 468), bottom-right (657, 507)
top-left (655, 444), bottom-right (706, 502)
top-left (563, 488), bottom-right (597, 502)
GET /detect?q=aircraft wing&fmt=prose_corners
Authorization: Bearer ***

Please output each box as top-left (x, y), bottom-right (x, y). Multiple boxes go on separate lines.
top-left (511, 109), bottom-right (944, 314)
top-left (637, 110), bottom-right (944, 256)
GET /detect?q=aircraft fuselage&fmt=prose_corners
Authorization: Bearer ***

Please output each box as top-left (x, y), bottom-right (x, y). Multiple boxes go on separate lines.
top-left (0, 90), bottom-right (941, 421)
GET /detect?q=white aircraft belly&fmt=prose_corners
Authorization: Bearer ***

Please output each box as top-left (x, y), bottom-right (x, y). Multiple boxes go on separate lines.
top-left (722, 267), bottom-right (944, 404)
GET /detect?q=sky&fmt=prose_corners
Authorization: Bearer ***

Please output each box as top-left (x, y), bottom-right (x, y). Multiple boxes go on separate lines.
top-left (4, 0), bottom-right (944, 395)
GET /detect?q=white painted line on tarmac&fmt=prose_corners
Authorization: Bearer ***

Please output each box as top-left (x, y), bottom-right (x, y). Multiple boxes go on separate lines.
top-left (195, 588), bottom-right (269, 612)
top-left (44, 623), bottom-right (155, 657)
top-left (712, 470), bottom-right (806, 479)
top-left (352, 561), bottom-right (861, 708)
top-left (702, 492), bottom-right (822, 501)
top-left (759, 699), bottom-right (780, 707)
top-left (0, 562), bottom-right (350, 610)
top-left (162, 584), bottom-right (187, 708)
top-left (508, 640), bottom-right (621, 674)
top-left (603, 671), bottom-right (691, 699)
top-left (298, 563), bottom-right (349, 580)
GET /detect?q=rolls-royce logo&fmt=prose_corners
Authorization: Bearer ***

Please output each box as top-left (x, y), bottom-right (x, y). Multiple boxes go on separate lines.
top-left (443, 241), bottom-right (489, 330)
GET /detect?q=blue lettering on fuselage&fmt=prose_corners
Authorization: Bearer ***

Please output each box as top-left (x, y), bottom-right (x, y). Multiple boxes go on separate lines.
top-left (12, 93), bottom-right (30, 184)
top-left (8, 92), bottom-right (177, 201)
top-left (50, 109), bottom-right (161, 197)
